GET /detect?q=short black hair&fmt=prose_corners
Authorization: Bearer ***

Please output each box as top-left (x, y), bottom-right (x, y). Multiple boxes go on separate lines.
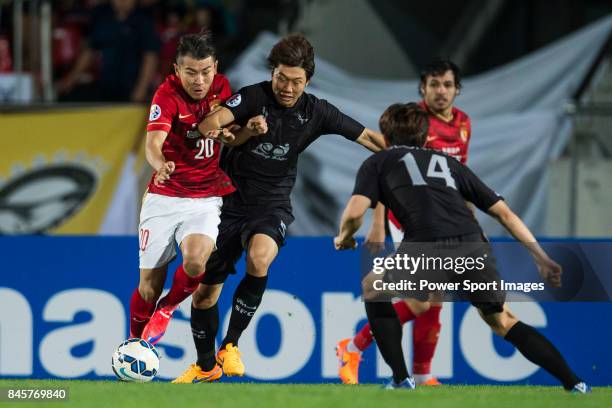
top-left (176, 31), bottom-right (216, 63)
top-left (267, 34), bottom-right (315, 80)
top-left (379, 102), bottom-right (430, 147)
top-left (419, 57), bottom-right (462, 93)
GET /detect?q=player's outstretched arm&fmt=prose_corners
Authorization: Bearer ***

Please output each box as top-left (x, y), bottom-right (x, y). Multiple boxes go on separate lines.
top-left (229, 115), bottom-right (268, 146)
top-left (199, 106), bottom-right (236, 135)
top-left (335, 195), bottom-right (372, 250)
top-left (145, 130), bottom-right (174, 186)
top-left (365, 202), bottom-right (386, 252)
top-left (355, 128), bottom-right (387, 152)
top-left (205, 115), bottom-right (267, 147)
top-left (487, 200), bottom-right (562, 287)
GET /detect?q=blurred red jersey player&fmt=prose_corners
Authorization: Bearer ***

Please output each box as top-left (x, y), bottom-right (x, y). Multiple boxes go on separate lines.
top-left (129, 32), bottom-right (235, 347)
top-left (337, 59), bottom-right (471, 386)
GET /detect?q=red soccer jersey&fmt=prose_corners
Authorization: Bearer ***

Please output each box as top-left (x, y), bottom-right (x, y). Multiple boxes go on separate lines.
top-left (146, 74), bottom-right (235, 198)
top-left (388, 100), bottom-right (472, 230)
top-left (418, 100), bottom-right (471, 164)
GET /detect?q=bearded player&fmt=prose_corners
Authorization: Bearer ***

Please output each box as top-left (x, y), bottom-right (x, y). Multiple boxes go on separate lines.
top-left (337, 58), bottom-right (471, 386)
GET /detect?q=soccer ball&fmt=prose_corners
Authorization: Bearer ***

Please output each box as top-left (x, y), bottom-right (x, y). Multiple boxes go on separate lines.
top-left (111, 338), bottom-right (160, 382)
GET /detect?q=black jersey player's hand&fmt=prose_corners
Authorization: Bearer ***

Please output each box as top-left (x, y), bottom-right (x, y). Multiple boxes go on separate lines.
top-left (154, 161), bottom-right (175, 186)
top-left (246, 115), bottom-right (268, 136)
top-left (334, 236), bottom-right (357, 250)
top-left (536, 257), bottom-right (562, 288)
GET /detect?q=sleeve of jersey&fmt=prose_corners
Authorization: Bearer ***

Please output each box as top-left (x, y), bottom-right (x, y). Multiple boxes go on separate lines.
top-left (456, 164), bottom-right (503, 212)
top-left (146, 90), bottom-right (177, 132)
top-left (218, 76), bottom-right (232, 101)
top-left (352, 157), bottom-right (380, 208)
top-left (465, 116), bottom-right (472, 162)
top-left (320, 100), bottom-right (365, 141)
top-left (223, 85), bottom-right (260, 125)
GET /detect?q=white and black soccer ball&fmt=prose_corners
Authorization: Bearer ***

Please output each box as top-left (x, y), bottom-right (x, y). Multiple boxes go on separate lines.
top-left (111, 338), bottom-right (160, 382)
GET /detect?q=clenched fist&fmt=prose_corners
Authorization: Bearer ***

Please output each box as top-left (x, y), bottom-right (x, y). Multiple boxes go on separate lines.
top-left (334, 235), bottom-right (358, 250)
top-left (246, 115), bottom-right (268, 136)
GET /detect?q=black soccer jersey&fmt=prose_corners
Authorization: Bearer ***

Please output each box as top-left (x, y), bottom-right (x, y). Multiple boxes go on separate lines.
top-left (353, 146), bottom-right (502, 241)
top-left (221, 81), bottom-right (365, 211)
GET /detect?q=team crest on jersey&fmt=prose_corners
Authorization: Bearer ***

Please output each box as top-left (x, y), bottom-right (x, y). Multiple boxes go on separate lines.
top-left (226, 93), bottom-right (241, 107)
top-left (149, 104), bottom-right (161, 121)
top-left (252, 142), bottom-right (290, 160)
top-left (460, 127), bottom-right (469, 143)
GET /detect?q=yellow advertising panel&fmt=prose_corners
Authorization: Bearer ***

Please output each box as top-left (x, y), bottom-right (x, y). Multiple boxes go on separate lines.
top-left (0, 106), bottom-right (146, 234)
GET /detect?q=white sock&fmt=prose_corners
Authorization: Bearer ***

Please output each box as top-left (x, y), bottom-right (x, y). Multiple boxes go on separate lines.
top-left (414, 374), bottom-right (432, 384)
top-left (346, 340), bottom-right (362, 354)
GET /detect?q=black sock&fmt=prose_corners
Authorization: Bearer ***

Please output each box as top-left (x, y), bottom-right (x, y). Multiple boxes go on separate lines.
top-left (365, 301), bottom-right (409, 384)
top-left (504, 321), bottom-right (580, 389)
top-left (221, 274), bottom-right (268, 348)
top-left (191, 303), bottom-right (219, 371)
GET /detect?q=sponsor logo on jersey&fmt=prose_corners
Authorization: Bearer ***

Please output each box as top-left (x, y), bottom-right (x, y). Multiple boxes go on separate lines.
top-left (186, 130), bottom-right (202, 139)
top-left (178, 113), bottom-right (192, 119)
top-left (226, 93), bottom-right (241, 108)
top-left (252, 143), bottom-right (290, 161)
top-left (149, 104), bottom-right (161, 121)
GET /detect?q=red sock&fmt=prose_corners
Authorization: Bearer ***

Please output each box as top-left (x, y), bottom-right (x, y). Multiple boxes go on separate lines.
top-left (353, 323), bottom-right (374, 351)
top-left (393, 301), bottom-right (417, 324)
top-left (412, 305), bottom-right (442, 374)
top-left (129, 288), bottom-right (156, 338)
top-left (162, 264), bottom-right (203, 307)
top-left (353, 301), bottom-right (417, 351)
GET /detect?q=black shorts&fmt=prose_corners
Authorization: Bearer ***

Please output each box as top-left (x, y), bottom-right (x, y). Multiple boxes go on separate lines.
top-left (201, 205), bottom-right (294, 285)
top-left (384, 233), bottom-right (506, 316)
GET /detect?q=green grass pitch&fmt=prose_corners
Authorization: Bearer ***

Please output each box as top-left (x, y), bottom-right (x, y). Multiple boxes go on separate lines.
top-left (0, 380), bottom-right (609, 408)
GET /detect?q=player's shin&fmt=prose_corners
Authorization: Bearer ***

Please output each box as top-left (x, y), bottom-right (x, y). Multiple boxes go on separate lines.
top-left (141, 264), bottom-right (205, 344)
top-left (221, 273), bottom-right (268, 348)
top-left (365, 301), bottom-right (411, 384)
top-left (353, 301), bottom-right (418, 352)
top-left (413, 305), bottom-right (442, 378)
top-left (504, 321), bottom-right (582, 390)
top-left (163, 264), bottom-right (204, 308)
top-left (192, 303), bottom-right (220, 371)
top-left (129, 288), bottom-right (156, 338)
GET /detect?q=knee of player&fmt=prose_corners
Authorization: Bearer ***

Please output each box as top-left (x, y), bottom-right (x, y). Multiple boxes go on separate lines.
top-left (182, 258), bottom-right (206, 277)
top-left (246, 252), bottom-right (273, 276)
top-left (361, 275), bottom-right (378, 299)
